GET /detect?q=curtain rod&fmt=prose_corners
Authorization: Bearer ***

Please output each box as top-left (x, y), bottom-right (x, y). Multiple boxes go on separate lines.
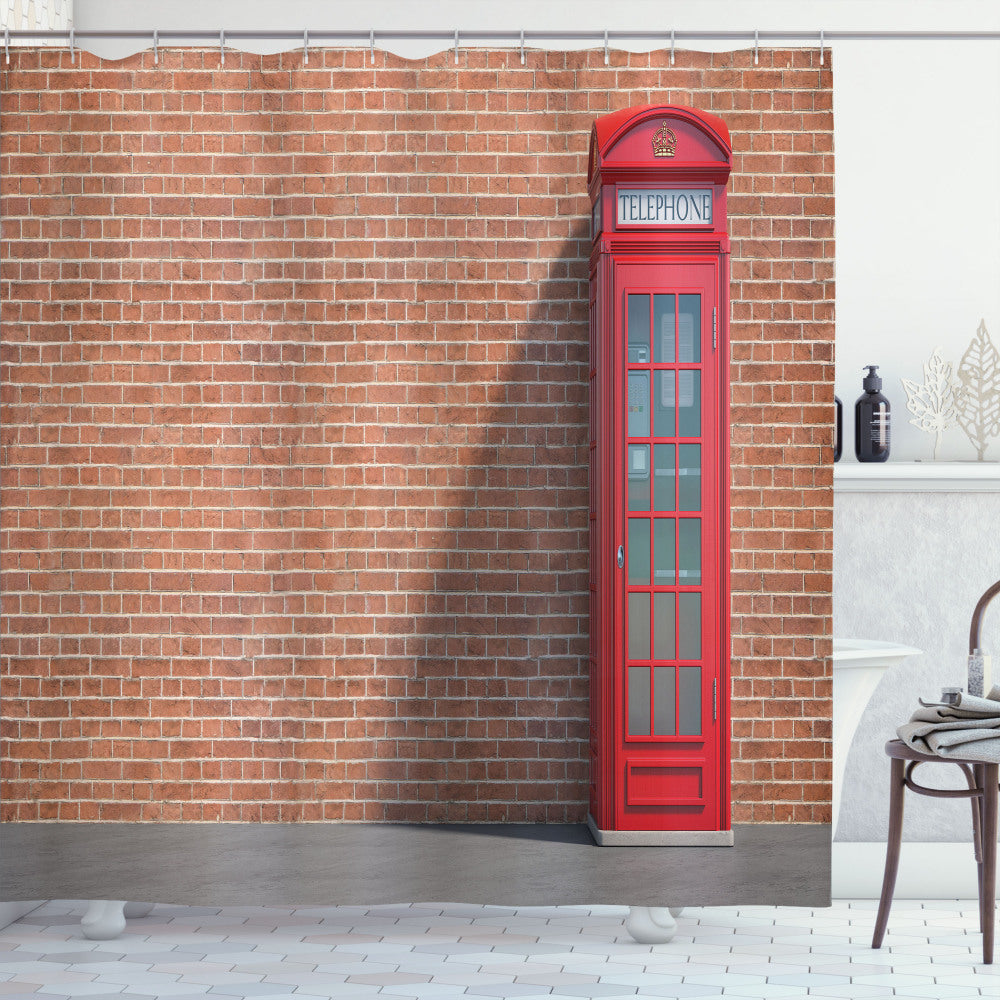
top-left (3, 28), bottom-right (1000, 45)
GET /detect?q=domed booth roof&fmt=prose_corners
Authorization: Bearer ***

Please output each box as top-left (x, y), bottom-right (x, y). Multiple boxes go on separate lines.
top-left (588, 104), bottom-right (732, 190)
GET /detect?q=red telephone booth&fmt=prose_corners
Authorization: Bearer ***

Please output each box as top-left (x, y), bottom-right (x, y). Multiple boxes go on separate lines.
top-left (587, 105), bottom-right (733, 846)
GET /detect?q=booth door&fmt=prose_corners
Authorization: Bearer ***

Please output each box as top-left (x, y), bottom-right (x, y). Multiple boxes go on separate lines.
top-left (614, 261), bottom-right (725, 832)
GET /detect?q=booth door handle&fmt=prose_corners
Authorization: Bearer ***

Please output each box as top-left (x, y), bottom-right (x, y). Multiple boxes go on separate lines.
top-left (616, 545), bottom-right (624, 569)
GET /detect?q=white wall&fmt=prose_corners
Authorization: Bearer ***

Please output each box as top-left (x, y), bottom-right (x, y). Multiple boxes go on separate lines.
top-left (835, 490), bottom-right (1000, 841)
top-left (835, 42), bottom-right (1000, 462)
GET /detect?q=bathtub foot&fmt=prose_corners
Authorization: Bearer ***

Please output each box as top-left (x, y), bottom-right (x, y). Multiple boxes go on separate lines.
top-left (624, 905), bottom-right (679, 943)
top-left (80, 900), bottom-right (126, 940)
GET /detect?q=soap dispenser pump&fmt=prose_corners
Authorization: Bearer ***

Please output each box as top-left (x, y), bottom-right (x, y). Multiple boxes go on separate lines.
top-left (855, 365), bottom-right (890, 463)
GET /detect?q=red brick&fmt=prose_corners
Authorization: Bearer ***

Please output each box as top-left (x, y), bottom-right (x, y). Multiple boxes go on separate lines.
top-left (0, 45), bottom-right (832, 824)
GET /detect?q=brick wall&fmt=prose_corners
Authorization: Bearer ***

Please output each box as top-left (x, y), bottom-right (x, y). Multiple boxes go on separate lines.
top-left (0, 46), bottom-right (833, 823)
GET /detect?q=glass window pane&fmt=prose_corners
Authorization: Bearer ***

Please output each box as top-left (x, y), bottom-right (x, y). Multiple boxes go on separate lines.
top-left (653, 666), bottom-right (676, 735)
top-left (628, 665), bottom-right (650, 736)
top-left (627, 444), bottom-right (650, 511)
top-left (628, 518), bottom-right (650, 585)
top-left (678, 666), bottom-right (702, 735)
top-left (628, 372), bottom-right (649, 438)
top-left (654, 444), bottom-right (676, 512)
top-left (653, 518), bottom-right (675, 585)
top-left (679, 443), bottom-right (701, 511)
top-left (678, 518), bottom-right (701, 585)
top-left (628, 592), bottom-right (650, 660)
top-left (653, 294), bottom-right (675, 362)
top-left (653, 592), bottom-right (675, 660)
top-left (678, 294), bottom-right (701, 362)
top-left (627, 294), bottom-right (649, 363)
top-left (654, 371), bottom-right (675, 437)
top-left (678, 592), bottom-right (701, 660)
top-left (678, 370), bottom-right (700, 437)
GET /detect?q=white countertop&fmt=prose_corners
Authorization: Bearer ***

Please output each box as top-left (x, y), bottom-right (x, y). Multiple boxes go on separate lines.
top-left (834, 461), bottom-right (1000, 492)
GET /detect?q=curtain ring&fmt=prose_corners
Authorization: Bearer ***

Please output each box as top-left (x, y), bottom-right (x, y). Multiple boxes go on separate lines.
top-left (670, 28), bottom-right (675, 65)
top-left (4, 26), bottom-right (8, 66)
top-left (153, 29), bottom-right (159, 66)
top-left (220, 29), bottom-right (225, 66)
top-left (69, 27), bottom-right (75, 64)
top-left (303, 29), bottom-right (309, 64)
top-left (370, 28), bottom-right (374, 65)
top-left (753, 28), bottom-right (759, 65)
top-left (454, 29), bottom-right (460, 65)
top-left (820, 28), bottom-right (824, 65)
top-left (604, 29), bottom-right (609, 65)
top-left (520, 29), bottom-right (525, 65)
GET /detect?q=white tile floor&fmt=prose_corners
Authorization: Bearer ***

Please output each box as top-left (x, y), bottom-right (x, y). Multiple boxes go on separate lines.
top-left (0, 899), bottom-right (995, 999)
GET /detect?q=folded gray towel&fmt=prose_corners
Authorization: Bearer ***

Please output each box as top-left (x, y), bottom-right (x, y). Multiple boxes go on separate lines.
top-left (896, 684), bottom-right (1000, 762)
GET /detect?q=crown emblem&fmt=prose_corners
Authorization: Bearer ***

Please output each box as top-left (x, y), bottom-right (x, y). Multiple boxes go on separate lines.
top-left (651, 123), bottom-right (677, 158)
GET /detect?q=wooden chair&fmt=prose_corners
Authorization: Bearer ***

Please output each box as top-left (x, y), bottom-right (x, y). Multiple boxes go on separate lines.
top-left (872, 739), bottom-right (998, 964)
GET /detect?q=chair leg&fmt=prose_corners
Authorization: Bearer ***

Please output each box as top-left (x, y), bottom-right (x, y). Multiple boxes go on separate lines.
top-left (981, 763), bottom-right (997, 965)
top-left (873, 757), bottom-right (906, 950)
top-left (971, 764), bottom-right (985, 933)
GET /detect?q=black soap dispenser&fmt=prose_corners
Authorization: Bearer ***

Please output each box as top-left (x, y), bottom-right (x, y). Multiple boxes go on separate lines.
top-left (854, 365), bottom-right (890, 463)
top-left (834, 396), bottom-right (842, 462)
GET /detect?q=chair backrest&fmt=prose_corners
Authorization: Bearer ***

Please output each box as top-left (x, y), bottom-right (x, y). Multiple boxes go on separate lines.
top-left (969, 579), bottom-right (1000, 654)
top-left (968, 579), bottom-right (1000, 698)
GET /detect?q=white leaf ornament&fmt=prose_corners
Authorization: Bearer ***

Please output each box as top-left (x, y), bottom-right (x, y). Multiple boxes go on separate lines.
top-left (901, 349), bottom-right (962, 460)
top-left (956, 319), bottom-right (1000, 461)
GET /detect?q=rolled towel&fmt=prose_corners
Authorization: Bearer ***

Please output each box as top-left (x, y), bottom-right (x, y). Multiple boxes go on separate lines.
top-left (896, 684), bottom-right (1000, 762)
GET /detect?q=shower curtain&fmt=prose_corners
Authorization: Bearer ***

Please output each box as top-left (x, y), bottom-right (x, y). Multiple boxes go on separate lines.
top-left (0, 41), bottom-right (835, 904)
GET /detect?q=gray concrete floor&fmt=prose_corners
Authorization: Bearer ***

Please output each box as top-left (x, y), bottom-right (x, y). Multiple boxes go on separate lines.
top-left (1, 823), bottom-right (830, 907)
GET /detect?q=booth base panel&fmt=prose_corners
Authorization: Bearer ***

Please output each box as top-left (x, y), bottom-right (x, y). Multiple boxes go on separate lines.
top-left (587, 814), bottom-right (735, 846)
